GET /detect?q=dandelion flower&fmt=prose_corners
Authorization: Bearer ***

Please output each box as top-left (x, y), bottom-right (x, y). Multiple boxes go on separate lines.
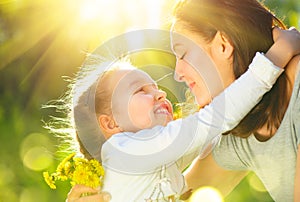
top-left (43, 153), bottom-right (104, 189)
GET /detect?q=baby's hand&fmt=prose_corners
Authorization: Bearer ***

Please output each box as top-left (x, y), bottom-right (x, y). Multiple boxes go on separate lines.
top-left (66, 184), bottom-right (111, 202)
top-left (266, 27), bottom-right (300, 68)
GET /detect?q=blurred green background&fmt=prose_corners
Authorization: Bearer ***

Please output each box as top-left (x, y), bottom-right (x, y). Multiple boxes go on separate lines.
top-left (0, 0), bottom-right (299, 201)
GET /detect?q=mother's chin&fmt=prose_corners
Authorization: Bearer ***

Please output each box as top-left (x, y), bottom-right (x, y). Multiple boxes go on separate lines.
top-left (192, 87), bottom-right (213, 109)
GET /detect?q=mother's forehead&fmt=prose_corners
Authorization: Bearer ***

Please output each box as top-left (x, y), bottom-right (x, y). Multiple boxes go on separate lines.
top-left (171, 24), bottom-right (206, 49)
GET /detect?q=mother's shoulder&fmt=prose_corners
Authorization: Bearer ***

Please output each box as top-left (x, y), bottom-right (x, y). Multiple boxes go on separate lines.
top-left (286, 54), bottom-right (300, 83)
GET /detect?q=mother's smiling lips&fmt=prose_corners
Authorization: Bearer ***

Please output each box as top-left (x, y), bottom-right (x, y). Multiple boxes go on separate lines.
top-left (188, 82), bottom-right (196, 90)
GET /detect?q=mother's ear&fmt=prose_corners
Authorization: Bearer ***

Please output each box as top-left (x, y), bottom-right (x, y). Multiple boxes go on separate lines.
top-left (98, 115), bottom-right (120, 139)
top-left (211, 31), bottom-right (234, 59)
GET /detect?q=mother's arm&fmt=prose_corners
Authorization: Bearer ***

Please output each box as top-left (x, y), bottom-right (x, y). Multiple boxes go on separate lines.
top-left (183, 153), bottom-right (247, 197)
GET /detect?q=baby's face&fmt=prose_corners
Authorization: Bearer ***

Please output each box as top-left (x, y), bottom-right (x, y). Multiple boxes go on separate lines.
top-left (110, 69), bottom-right (173, 132)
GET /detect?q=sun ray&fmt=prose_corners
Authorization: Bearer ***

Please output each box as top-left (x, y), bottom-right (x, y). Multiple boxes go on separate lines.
top-left (0, 2), bottom-right (63, 70)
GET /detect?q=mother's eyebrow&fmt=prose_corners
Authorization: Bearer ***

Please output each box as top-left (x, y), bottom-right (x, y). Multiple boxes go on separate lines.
top-left (171, 43), bottom-right (184, 52)
top-left (172, 43), bottom-right (182, 49)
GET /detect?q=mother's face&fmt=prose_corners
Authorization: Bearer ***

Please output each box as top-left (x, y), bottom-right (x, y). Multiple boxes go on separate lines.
top-left (171, 23), bottom-right (235, 107)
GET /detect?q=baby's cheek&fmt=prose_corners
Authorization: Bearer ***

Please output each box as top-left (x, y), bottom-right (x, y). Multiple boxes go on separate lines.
top-left (129, 109), bottom-right (152, 128)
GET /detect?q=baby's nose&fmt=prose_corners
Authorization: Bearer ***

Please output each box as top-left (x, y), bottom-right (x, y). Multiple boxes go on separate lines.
top-left (154, 90), bottom-right (167, 101)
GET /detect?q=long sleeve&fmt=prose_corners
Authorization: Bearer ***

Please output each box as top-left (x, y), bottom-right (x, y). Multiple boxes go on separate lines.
top-left (102, 52), bottom-right (284, 174)
top-left (199, 52), bottom-right (283, 133)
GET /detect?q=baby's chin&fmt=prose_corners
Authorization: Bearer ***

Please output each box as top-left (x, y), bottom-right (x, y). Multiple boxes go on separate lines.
top-left (151, 115), bottom-right (173, 127)
top-left (163, 115), bottom-right (174, 126)
top-left (135, 116), bottom-right (174, 130)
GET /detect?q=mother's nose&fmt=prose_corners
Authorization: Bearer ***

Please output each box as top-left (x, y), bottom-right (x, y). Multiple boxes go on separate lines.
top-left (174, 60), bottom-right (185, 82)
top-left (174, 72), bottom-right (184, 82)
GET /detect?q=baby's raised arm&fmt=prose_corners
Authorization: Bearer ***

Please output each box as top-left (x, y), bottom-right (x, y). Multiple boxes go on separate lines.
top-left (266, 27), bottom-right (300, 68)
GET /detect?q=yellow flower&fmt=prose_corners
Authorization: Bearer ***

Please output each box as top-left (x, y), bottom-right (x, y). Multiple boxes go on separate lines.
top-left (72, 167), bottom-right (87, 185)
top-left (43, 153), bottom-right (104, 189)
top-left (56, 153), bottom-right (75, 177)
top-left (43, 171), bottom-right (57, 189)
top-left (91, 159), bottom-right (105, 176)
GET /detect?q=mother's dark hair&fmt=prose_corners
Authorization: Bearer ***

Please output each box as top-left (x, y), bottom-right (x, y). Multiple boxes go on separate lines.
top-left (174, 0), bottom-right (289, 137)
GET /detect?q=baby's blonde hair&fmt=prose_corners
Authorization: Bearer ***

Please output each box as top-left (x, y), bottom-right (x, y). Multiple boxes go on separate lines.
top-left (73, 59), bottom-right (136, 161)
top-left (45, 54), bottom-right (135, 162)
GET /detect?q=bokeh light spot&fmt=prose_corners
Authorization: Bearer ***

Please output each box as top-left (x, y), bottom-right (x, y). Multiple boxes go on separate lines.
top-left (20, 132), bottom-right (54, 159)
top-left (22, 146), bottom-right (53, 171)
top-left (248, 173), bottom-right (268, 193)
top-left (20, 187), bottom-right (48, 202)
top-left (190, 186), bottom-right (223, 202)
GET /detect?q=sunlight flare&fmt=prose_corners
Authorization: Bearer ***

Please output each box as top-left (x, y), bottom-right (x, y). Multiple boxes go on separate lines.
top-left (190, 187), bottom-right (223, 202)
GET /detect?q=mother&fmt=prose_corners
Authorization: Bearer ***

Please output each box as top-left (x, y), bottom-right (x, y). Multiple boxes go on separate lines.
top-left (171, 0), bottom-right (300, 201)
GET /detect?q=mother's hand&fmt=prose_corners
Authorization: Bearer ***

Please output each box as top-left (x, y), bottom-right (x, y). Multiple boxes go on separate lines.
top-left (66, 184), bottom-right (111, 202)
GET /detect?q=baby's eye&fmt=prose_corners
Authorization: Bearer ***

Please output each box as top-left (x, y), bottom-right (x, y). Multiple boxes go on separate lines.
top-left (173, 45), bottom-right (187, 60)
top-left (134, 87), bottom-right (145, 94)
